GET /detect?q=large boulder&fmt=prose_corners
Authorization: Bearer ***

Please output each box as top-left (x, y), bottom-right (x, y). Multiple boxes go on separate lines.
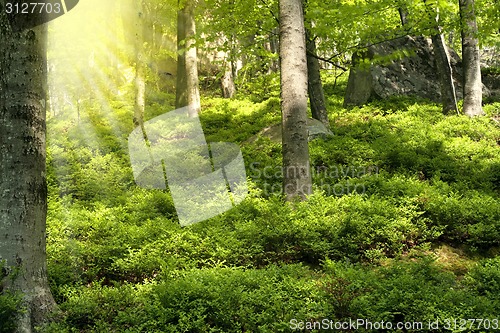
top-left (343, 35), bottom-right (496, 107)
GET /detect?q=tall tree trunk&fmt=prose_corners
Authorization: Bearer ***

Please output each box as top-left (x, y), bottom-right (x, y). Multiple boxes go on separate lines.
top-left (269, 27), bottom-right (280, 72)
top-left (459, 0), bottom-right (484, 116)
top-left (221, 59), bottom-right (236, 98)
top-left (398, 7), bottom-right (408, 26)
top-left (303, 0), bottom-right (329, 128)
top-left (134, 0), bottom-right (146, 129)
top-left (279, 0), bottom-right (312, 201)
top-left (0, 7), bottom-right (56, 332)
top-left (305, 29), bottom-right (330, 129)
top-left (432, 32), bottom-right (459, 114)
top-left (221, 34), bottom-right (237, 98)
top-left (424, 1), bottom-right (459, 114)
top-left (175, 0), bottom-right (200, 116)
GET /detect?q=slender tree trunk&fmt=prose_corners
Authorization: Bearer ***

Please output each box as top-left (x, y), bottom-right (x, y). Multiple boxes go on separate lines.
top-left (459, 0), bottom-right (484, 116)
top-left (424, 1), bottom-right (459, 114)
top-left (0, 6), bottom-right (56, 332)
top-left (175, 0), bottom-right (200, 116)
top-left (269, 27), bottom-right (280, 72)
top-left (303, 0), bottom-right (329, 127)
top-left (305, 29), bottom-right (330, 129)
top-left (398, 7), bottom-right (408, 26)
top-left (221, 34), bottom-right (237, 98)
top-left (432, 32), bottom-right (459, 114)
top-left (221, 59), bottom-right (236, 98)
top-left (134, 1), bottom-right (146, 129)
top-left (279, 0), bottom-right (312, 201)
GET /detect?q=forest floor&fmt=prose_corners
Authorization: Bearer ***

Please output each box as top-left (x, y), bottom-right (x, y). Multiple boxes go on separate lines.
top-left (22, 73), bottom-right (500, 332)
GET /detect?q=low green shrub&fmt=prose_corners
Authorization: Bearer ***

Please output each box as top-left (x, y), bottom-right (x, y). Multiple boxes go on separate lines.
top-left (0, 262), bottom-right (22, 333)
top-left (44, 265), bottom-right (325, 333)
top-left (321, 257), bottom-right (500, 331)
top-left (465, 257), bottom-right (500, 300)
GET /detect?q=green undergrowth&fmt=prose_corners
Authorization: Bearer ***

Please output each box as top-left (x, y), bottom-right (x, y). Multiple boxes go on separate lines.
top-left (0, 262), bottom-right (22, 333)
top-left (43, 258), bottom-right (500, 332)
top-left (44, 73), bottom-right (500, 331)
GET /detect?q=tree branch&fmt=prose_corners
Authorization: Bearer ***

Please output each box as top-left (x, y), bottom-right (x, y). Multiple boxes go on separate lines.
top-left (306, 51), bottom-right (348, 71)
top-left (259, 0), bottom-right (279, 25)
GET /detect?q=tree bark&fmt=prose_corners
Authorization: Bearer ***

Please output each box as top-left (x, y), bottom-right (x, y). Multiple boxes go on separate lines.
top-left (343, 50), bottom-right (373, 108)
top-left (221, 59), bottom-right (236, 98)
top-left (305, 29), bottom-right (330, 129)
top-left (134, 1), bottom-right (146, 129)
top-left (175, 0), bottom-right (200, 116)
top-left (424, 0), bottom-right (459, 114)
top-left (432, 33), bottom-right (459, 114)
top-left (459, 0), bottom-right (484, 116)
top-left (0, 4), bottom-right (56, 332)
top-left (221, 34), bottom-right (237, 98)
top-left (279, 0), bottom-right (312, 201)
top-left (398, 7), bottom-right (408, 26)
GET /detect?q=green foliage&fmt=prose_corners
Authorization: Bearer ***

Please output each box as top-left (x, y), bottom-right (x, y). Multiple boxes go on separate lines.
top-left (465, 257), bottom-right (500, 300)
top-left (44, 63), bottom-right (500, 331)
top-left (322, 257), bottom-right (500, 329)
top-left (200, 97), bottom-right (281, 143)
top-left (0, 262), bottom-right (22, 333)
top-left (0, 293), bottom-right (20, 333)
top-left (482, 66), bottom-right (500, 76)
top-left (44, 265), bottom-right (325, 333)
top-left (38, 0), bottom-right (500, 331)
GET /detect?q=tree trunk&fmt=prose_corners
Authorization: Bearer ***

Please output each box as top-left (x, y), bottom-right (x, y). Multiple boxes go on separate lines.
top-left (343, 50), bottom-right (373, 108)
top-left (269, 27), bottom-right (280, 72)
top-left (0, 6), bottom-right (56, 332)
top-left (432, 33), bottom-right (459, 114)
top-left (424, 1), bottom-right (459, 114)
top-left (459, 0), bottom-right (484, 116)
top-left (134, 1), bottom-right (146, 129)
top-left (279, 0), bottom-right (312, 201)
top-left (305, 29), bottom-right (330, 129)
top-left (175, 0), bottom-right (200, 116)
top-left (221, 59), bottom-right (236, 98)
top-left (398, 7), bottom-right (408, 26)
top-left (221, 34), bottom-right (237, 98)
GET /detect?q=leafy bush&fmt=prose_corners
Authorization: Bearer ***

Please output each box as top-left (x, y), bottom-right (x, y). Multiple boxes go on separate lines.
top-left (44, 78), bottom-right (500, 332)
top-left (0, 293), bottom-right (21, 333)
top-left (44, 265), bottom-right (325, 333)
top-left (465, 257), bottom-right (500, 300)
top-left (321, 258), bottom-right (500, 331)
top-left (0, 262), bottom-right (22, 333)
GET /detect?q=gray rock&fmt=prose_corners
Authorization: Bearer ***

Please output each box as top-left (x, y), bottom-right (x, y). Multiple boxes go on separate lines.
top-left (344, 35), bottom-right (496, 107)
top-left (307, 118), bottom-right (334, 140)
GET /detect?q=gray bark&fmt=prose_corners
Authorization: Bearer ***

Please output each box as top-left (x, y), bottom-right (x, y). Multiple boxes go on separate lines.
top-left (424, 1), bottom-right (458, 114)
top-left (0, 4), bottom-right (56, 332)
top-left (432, 32), bottom-right (459, 114)
top-left (221, 34), bottom-right (237, 98)
top-left (398, 7), bottom-right (408, 26)
top-left (459, 0), bottom-right (484, 116)
top-left (175, 0), bottom-right (200, 116)
top-left (134, 1), bottom-right (146, 129)
top-left (269, 27), bottom-right (279, 72)
top-left (221, 60), bottom-right (236, 98)
top-left (279, 0), bottom-right (312, 201)
top-left (305, 30), bottom-right (330, 129)
top-left (343, 50), bottom-right (373, 108)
